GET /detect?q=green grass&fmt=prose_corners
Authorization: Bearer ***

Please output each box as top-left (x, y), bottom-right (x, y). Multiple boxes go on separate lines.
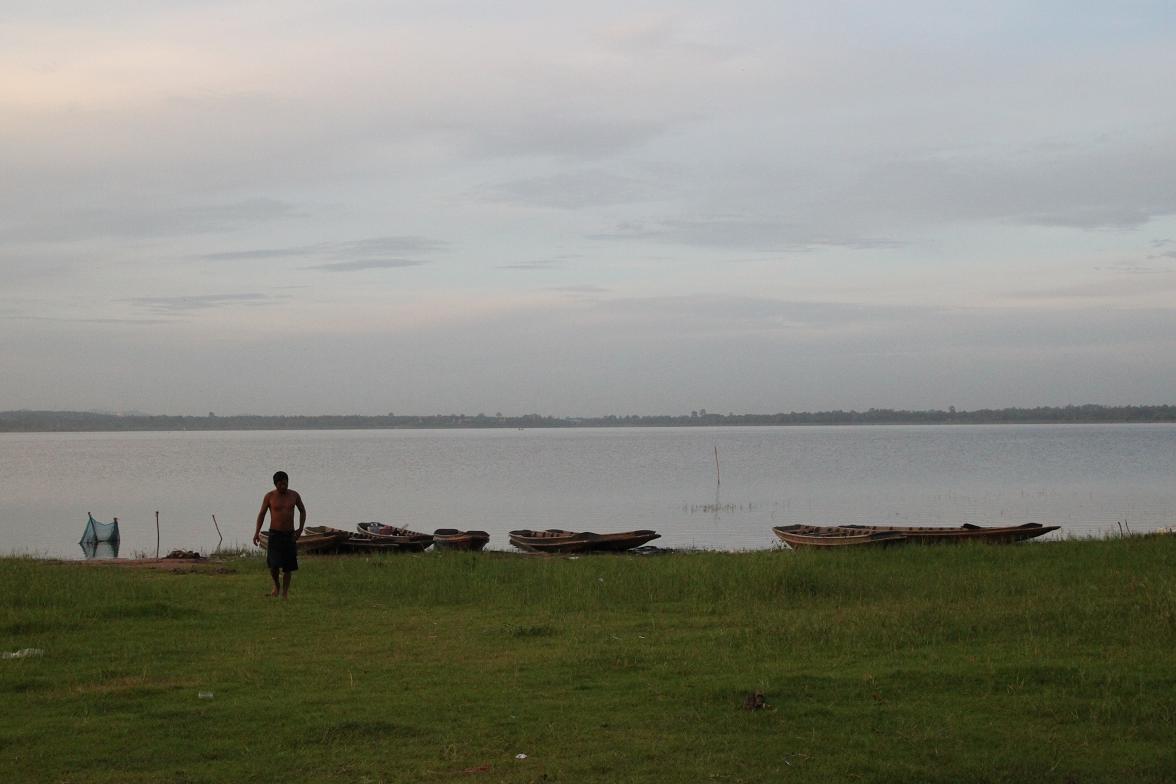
top-left (2, 539), bottom-right (1174, 783)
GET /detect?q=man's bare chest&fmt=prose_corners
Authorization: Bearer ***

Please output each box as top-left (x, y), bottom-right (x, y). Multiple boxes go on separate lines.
top-left (270, 494), bottom-right (298, 513)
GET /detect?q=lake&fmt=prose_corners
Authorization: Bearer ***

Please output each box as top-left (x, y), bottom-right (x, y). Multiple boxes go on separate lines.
top-left (2, 424), bottom-right (1173, 558)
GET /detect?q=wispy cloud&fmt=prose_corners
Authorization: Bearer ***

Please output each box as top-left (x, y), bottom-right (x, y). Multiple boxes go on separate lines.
top-left (0, 314), bottom-right (171, 325)
top-left (1147, 239), bottom-right (1176, 260)
top-left (499, 255), bottom-right (580, 271)
top-left (4, 199), bottom-right (298, 243)
top-left (305, 259), bottom-right (429, 272)
top-left (547, 284), bottom-right (611, 295)
top-left (199, 236), bottom-right (446, 264)
top-left (592, 295), bottom-right (936, 328)
top-left (474, 170), bottom-right (661, 210)
top-left (590, 218), bottom-right (903, 252)
top-left (123, 293), bottom-right (276, 315)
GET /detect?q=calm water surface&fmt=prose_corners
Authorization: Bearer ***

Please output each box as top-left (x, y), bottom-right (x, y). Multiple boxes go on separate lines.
top-left (2, 424), bottom-right (1173, 558)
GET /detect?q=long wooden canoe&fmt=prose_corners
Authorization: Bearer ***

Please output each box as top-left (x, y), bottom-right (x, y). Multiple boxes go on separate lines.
top-left (772, 525), bottom-right (907, 550)
top-left (508, 528), bottom-right (660, 554)
top-left (432, 529), bottom-right (491, 551)
top-left (355, 522), bottom-right (434, 552)
top-left (257, 526), bottom-right (351, 553)
top-left (837, 522), bottom-right (1060, 544)
top-left (508, 529), bottom-right (596, 554)
top-left (582, 530), bottom-right (660, 551)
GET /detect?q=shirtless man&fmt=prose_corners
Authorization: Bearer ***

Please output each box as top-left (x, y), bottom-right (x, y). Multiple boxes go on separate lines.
top-left (253, 471), bottom-right (307, 599)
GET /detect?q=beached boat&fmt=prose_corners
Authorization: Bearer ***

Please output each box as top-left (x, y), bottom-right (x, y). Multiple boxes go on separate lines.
top-left (508, 529), bottom-right (595, 554)
top-left (257, 526), bottom-right (351, 553)
top-left (582, 529), bottom-right (661, 551)
top-left (772, 525), bottom-right (907, 550)
top-left (301, 524), bottom-right (422, 553)
top-left (508, 529), bottom-right (660, 554)
top-left (837, 522), bottom-right (1060, 544)
top-left (355, 522), bottom-right (434, 552)
top-left (432, 528), bottom-right (491, 551)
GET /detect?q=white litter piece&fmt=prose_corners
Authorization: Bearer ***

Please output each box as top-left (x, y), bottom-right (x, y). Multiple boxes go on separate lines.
top-left (2, 648), bottom-right (44, 660)
top-left (514, 754), bottom-right (527, 760)
top-left (198, 691), bottom-right (214, 699)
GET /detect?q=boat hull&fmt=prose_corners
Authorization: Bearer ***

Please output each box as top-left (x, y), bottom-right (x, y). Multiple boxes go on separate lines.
top-left (772, 525), bottom-right (907, 550)
top-left (838, 522), bottom-right (1060, 544)
top-left (508, 529), bottom-right (661, 554)
top-left (355, 522), bottom-right (434, 552)
top-left (508, 529), bottom-right (594, 554)
top-left (581, 530), bottom-right (661, 551)
top-left (432, 529), bottom-right (491, 551)
top-left (257, 527), bottom-right (351, 553)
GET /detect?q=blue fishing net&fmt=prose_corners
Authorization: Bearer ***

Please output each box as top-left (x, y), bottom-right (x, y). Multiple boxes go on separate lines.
top-left (79, 513), bottom-right (120, 545)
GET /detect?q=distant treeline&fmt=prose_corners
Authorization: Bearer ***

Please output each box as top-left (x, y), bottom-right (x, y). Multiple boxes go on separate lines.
top-left (2, 405), bottom-right (1175, 432)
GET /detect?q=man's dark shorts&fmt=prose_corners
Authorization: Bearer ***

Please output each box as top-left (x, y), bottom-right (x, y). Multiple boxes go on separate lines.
top-left (266, 530), bottom-right (299, 572)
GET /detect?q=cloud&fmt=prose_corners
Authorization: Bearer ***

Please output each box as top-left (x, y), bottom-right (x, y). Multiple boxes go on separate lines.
top-left (590, 218), bottom-right (903, 252)
top-left (1, 314), bottom-right (170, 325)
top-left (499, 256), bottom-right (577, 270)
top-left (305, 259), bottom-right (429, 272)
top-left (547, 284), bottom-right (611, 295)
top-left (1005, 272), bottom-right (1176, 300)
top-left (1147, 239), bottom-right (1176, 261)
top-left (199, 235), bottom-right (447, 262)
top-left (3, 199), bottom-right (297, 243)
top-left (590, 295), bottom-right (934, 329)
top-left (473, 169), bottom-right (661, 209)
top-left (840, 139), bottom-right (1176, 232)
top-left (123, 293), bottom-right (277, 315)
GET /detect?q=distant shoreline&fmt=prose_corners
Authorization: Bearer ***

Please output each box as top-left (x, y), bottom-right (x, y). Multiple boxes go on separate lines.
top-left (2, 404), bottom-right (1175, 432)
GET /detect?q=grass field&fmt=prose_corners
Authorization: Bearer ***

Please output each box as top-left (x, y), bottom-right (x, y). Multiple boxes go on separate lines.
top-left (2, 538), bottom-right (1174, 783)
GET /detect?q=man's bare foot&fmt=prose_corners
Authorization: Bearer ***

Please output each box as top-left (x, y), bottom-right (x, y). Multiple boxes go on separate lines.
top-left (268, 589), bottom-right (280, 598)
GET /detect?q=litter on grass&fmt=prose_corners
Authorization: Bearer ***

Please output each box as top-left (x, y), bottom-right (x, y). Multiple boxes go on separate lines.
top-left (2, 648), bottom-right (44, 660)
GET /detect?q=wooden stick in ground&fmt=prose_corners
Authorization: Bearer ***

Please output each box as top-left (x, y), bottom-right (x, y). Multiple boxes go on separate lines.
top-left (211, 514), bottom-right (223, 546)
top-left (155, 510), bottom-right (160, 558)
top-left (714, 445), bottom-right (721, 486)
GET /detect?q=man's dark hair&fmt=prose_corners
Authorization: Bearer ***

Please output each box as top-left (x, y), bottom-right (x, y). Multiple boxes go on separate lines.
top-left (273, 471), bottom-right (289, 485)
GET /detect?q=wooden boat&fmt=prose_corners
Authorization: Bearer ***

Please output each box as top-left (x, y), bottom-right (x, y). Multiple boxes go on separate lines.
top-left (355, 522), bottom-right (433, 552)
top-left (772, 525), bottom-right (907, 550)
top-left (257, 526), bottom-right (351, 553)
top-left (294, 525), bottom-right (399, 554)
top-left (582, 530), bottom-right (660, 551)
top-left (508, 529), bottom-right (660, 554)
top-left (432, 528), bottom-right (491, 551)
top-left (509, 529), bottom-right (597, 554)
top-left (837, 522), bottom-right (1060, 544)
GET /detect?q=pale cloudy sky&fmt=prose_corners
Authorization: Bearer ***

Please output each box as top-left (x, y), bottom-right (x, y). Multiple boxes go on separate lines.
top-left (2, 1), bottom-right (1175, 415)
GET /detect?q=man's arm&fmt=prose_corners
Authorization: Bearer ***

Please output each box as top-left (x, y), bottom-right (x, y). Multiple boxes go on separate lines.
top-left (253, 492), bottom-right (271, 545)
top-left (295, 493), bottom-right (307, 537)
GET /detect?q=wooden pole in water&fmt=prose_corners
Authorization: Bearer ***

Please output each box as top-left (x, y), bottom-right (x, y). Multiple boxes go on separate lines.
top-left (211, 514), bottom-right (223, 546)
top-left (155, 510), bottom-right (160, 558)
top-left (714, 446), bottom-right (721, 486)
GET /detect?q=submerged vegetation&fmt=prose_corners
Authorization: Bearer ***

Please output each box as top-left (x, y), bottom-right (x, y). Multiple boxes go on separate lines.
top-left (2, 538), bottom-right (1174, 782)
top-left (3, 403), bottom-right (1176, 432)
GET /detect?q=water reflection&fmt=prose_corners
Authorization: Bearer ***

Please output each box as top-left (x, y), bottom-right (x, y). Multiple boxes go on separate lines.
top-left (80, 539), bottom-right (120, 559)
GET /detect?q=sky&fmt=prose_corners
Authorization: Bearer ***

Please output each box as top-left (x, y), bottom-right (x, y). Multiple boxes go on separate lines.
top-left (2, 1), bottom-right (1175, 416)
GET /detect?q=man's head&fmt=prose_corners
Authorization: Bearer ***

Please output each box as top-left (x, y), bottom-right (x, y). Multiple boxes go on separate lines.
top-left (273, 470), bottom-right (289, 490)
